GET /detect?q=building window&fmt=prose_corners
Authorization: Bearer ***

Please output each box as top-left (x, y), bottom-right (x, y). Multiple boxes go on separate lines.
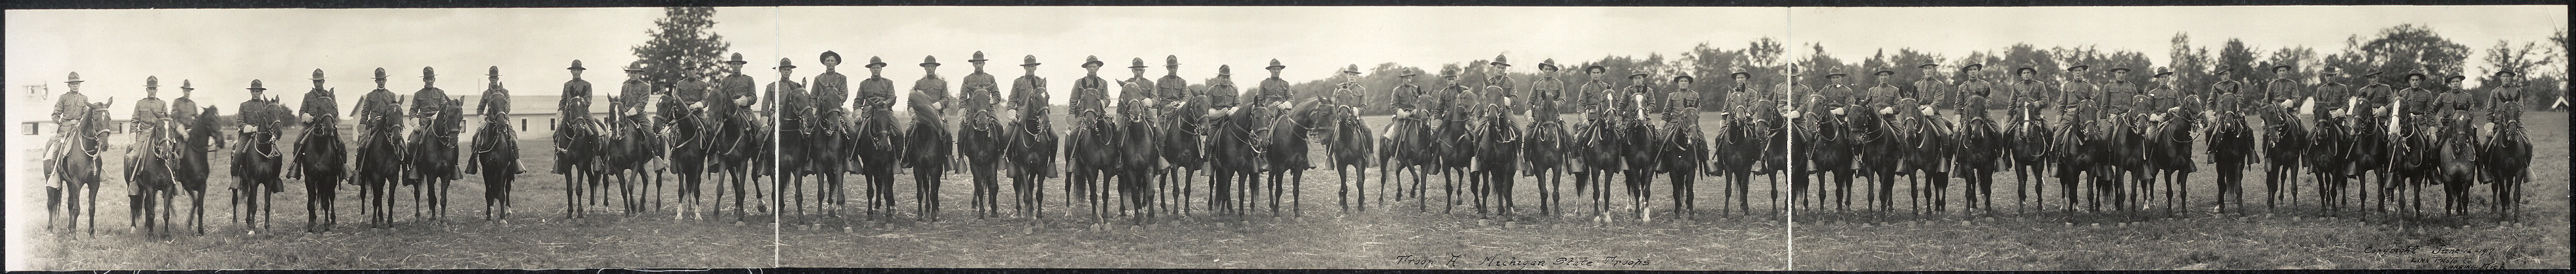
top-left (520, 118), bottom-right (528, 131)
top-left (549, 118), bottom-right (556, 130)
top-left (22, 122), bottom-right (36, 135)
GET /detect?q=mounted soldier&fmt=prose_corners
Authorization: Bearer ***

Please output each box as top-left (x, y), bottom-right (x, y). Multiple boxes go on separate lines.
top-left (1006, 54), bottom-right (1057, 219)
top-left (351, 68), bottom-right (405, 228)
top-left (1914, 63), bottom-right (1952, 118)
top-left (961, 51), bottom-right (1009, 219)
top-left (907, 55), bottom-right (956, 222)
top-left (769, 56), bottom-right (812, 218)
top-left (410, 65), bottom-right (468, 221)
top-left (854, 55), bottom-right (904, 221)
top-left (125, 76), bottom-right (173, 236)
top-left (810, 52), bottom-right (853, 219)
top-left (234, 79), bottom-right (290, 232)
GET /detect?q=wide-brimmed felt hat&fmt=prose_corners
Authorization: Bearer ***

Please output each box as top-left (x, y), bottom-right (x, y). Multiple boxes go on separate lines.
top-left (1537, 59), bottom-right (1559, 71)
top-left (1962, 63), bottom-right (1984, 71)
top-left (820, 51), bottom-right (844, 65)
top-left (2014, 67), bottom-right (2037, 74)
top-left (1128, 57), bottom-right (1149, 69)
top-left (247, 80), bottom-right (268, 91)
top-left (1673, 74), bottom-right (1694, 83)
top-left (1489, 55), bottom-right (1510, 67)
top-left (2065, 65), bottom-right (2089, 72)
top-left (311, 69), bottom-right (328, 80)
top-left (488, 66), bottom-right (503, 77)
top-left (1164, 55), bottom-right (1179, 67)
top-left (65, 72), bottom-right (84, 84)
top-left (867, 56), bottom-right (889, 68)
top-left (1441, 67), bottom-right (1459, 77)
top-left (2359, 70), bottom-right (2383, 78)
top-left (1730, 71), bottom-right (1751, 78)
top-left (2319, 67), bottom-right (2342, 75)
top-left (1873, 69), bottom-right (1896, 76)
top-left (2494, 70), bottom-right (2519, 77)
top-left (422, 67), bottom-right (438, 78)
top-left (1217, 65), bottom-right (1232, 76)
top-left (1917, 63), bottom-right (1940, 68)
top-left (147, 76), bottom-right (161, 87)
top-left (1629, 72), bottom-right (1651, 79)
top-left (1082, 55), bottom-right (1104, 68)
top-left (725, 53), bottom-right (749, 65)
top-left (569, 59), bottom-right (587, 70)
top-left (1265, 59), bottom-right (1285, 70)
top-left (2153, 67), bottom-right (2174, 78)
top-left (776, 58), bottom-right (797, 70)
top-left (2216, 67), bottom-right (2235, 75)
top-left (2445, 75), bottom-right (2466, 82)
top-left (1343, 65), bottom-right (1361, 74)
top-left (1825, 72), bottom-right (1849, 78)
top-left (921, 55), bottom-right (941, 67)
top-left (1584, 65), bottom-right (1606, 73)
top-left (1398, 68), bottom-right (1419, 78)
top-left (373, 68), bottom-right (389, 80)
top-left (180, 80), bottom-right (194, 90)
top-left (1021, 55), bottom-right (1042, 67)
top-left (625, 61), bottom-right (648, 72)
top-left (969, 51), bottom-right (989, 63)
top-left (2271, 65), bottom-right (2293, 71)
top-left (2108, 67), bottom-right (2132, 74)
top-left (2404, 72), bottom-right (2427, 80)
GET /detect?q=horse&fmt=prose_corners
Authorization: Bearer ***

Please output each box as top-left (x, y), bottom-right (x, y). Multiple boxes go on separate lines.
top-left (236, 98), bottom-right (289, 231)
top-left (1950, 105), bottom-right (2005, 215)
top-left (291, 106), bottom-right (347, 232)
top-left (663, 95), bottom-right (715, 221)
top-left (2347, 114), bottom-right (2392, 214)
top-left (1753, 110), bottom-right (1790, 217)
top-left (902, 105), bottom-right (957, 222)
top-left (853, 100), bottom-right (906, 222)
top-left (2048, 108), bottom-right (2098, 217)
top-left (1848, 104), bottom-right (1899, 215)
top-left (2479, 120), bottom-right (2529, 221)
top-left (1894, 103), bottom-right (1954, 216)
top-left (1267, 99), bottom-right (1330, 217)
top-left (2204, 110), bottom-right (2258, 215)
top-left (1435, 103), bottom-right (1478, 215)
top-left (2308, 114), bottom-right (2352, 216)
top-left (466, 102), bottom-right (522, 221)
top-left (961, 109), bottom-right (1009, 219)
top-left (1800, 99), bottom-right (1859, 215)
top-left (355, 96), bottom-right (407, 228)
top-left (556, 97), bottom-right (609, 219)
top-left (712, 99), bottom-right (772, 222)
top-left (1005, 108), bottom-right (1058, 220)
top-left (1617, 114), bottom-right (1659, 222)
top-left (2434, 117), bottom-right (2481, 217)
top-left (180, 107), bottom-right (229, 235)
top-left (1118, 106), bottom-right (1162, 224)
top-left (2146, 106), bottom-right (2201, 217)
top-left (804, 106), bottom-right (852, 221)
top-left (407, 98), bottom-right (466, 222)
top-left (49, 101), bottom-right (114, 235)
top-left (599, 97), bottom-right (664, 217)
top-left (1570, 112), bottom-right (1625, 222)
top-left (1064, 110), bottom-right (1119, 222)
top-left (1326, 105), bottom-right (1376, 214)
top-left (1520, 115), bottom-right (1570, 217)
top-left (2257, 106), bottom-right (2308, 211)
top-left (1162, 95), bottom-right (1209, 217)
top-left (1472, 105), bottom-right (1520, 218)
top-left (124, 108), bottom-right (182, 237)
top-left (2105, 112), bottom-right (2154, 213)
top-left (2004, 103), bottom-right (2055, 214)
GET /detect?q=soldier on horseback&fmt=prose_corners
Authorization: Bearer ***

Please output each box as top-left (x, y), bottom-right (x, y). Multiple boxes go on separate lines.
top-left (352, 68), bottom-right (405, 227)
top-left (234, 79), bottom-right (290, 232)
top-left (410, 66), bottom-right (465, 221)
top-left (963, 52), bottom-right (1006, 219)
top-left (908, 55), bottom-right (956, 222)
top-left (1007, 54), bottom-right (1057, 219)
top-left (469, 66), bottom-right (525, 177)
top-left (125, 76), bottom-right (174, 236)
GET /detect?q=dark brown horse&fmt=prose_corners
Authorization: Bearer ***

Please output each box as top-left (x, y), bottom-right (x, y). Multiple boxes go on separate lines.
top-left (466, 102), bottom-right (521, 221)
top-left (407, 97), bottom-right (466, 222)
top-left (663, 94), bottom-right (716, 221)
top-left (2434, 117), bottom-right (2480, 217)
top-left (182, 107), bottom-right (229, 234)
top-left (556, 97), bottom-right (608, 219)
top-left (1472, 104), bottom-right (1519, 218)
top-left (1617, 116), bottom-right (1659, 222)
top-left (125, 106), bottom-right (182, 237)
top-left (50, 101), bottom-right (114, 235)
top-left (2257, 106), bottom-right (2308, 211)
top-left (355, 97), bottom-right (405, 228)
top-left (1005, 109), bottom-right (1057, 219)
top-left (2146, 107), bottom-right (2201, 217)
top-left (1209, 107), bottom-right (1264, 218)
top-left (1849, 105), bottom-right (1899, 215)
top-left (291, 105), bottom-right (346, 232)
top-left (1951, 103), bottom-right (2005, 215)
top-left (2049, 107), bottom-right (2098, 217)
top-left (1265, 99), bottom-right (1328, 217)
top-left (2005, 103), bottom-right (2055, 214)
top-left (1800, 97), bottom-right (1858, 215)
top-left (1894, 103), bottom-right (1954, 215)
top-left (1326, 105), bottom-right (1376, 214)
top-left (962, 111), bottom-right (1008, 220)
top-left (2308, 114), bottom-right (2353, 215)
top-left (2205, 110), bottom-right (2258, 215)
top-left (1064, 110), bottom-right (1118, 222)
top-left (1519, 117), bottom-right (1570, 217)
top-left (1119, 108), bottom-right (1162, 224)
top-left (238, 97), bottom-right (290, 231)
top-left (2479, 120), bottom-right (2529, 221)
top-left (1162, 94), bottom-right (1209, 217)
top-left (853, 100), bottom-right (905, 221)
top-left (600, 97), bottom-right (664, 217)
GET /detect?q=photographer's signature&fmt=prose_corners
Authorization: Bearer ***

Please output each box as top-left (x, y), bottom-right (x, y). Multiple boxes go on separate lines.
top-left (2361, 245), bottom-right (2509, 269)
top-left (1393, 253), bottom-right (1651, 269)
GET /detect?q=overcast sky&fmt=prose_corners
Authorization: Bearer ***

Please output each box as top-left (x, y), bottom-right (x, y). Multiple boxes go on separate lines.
top-left (6, 7), bottom-right (1772, 118)
top-left (1790, 5), bottom-right (2567, 81)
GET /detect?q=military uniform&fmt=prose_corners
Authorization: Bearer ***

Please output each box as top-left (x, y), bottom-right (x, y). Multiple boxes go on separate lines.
top-left (1389, 69), bottom-right (1423, 117)
top-left (2353, 72), bottom-right (2394, 132)
top-left (469, 67), bottom-right (523, 175)
top-left (2009, 68), bottom-right (2052, 122)
top-left (1578, 67), bottom-right (1615, 123)
top-left (1205, 66), bottom-right (1238, 112)
top-left (1480, 57), bottom-right (1513, 122)
top-left (1156, 55), bottom-right (1191, 116)
top-left (236, 80), bottom-right (289, 189)
top-left (964, 52), bottom-right (1002, 130)
top-left (771, 57), bottom-right (809, 139)
top-left (616, 61), bottom-right (654, 122)
top-left (813, 53), bottom-right (851, 131)
top-left (1256, 59), bottom-right (1292, 112)
top-left (1911, 64), bottom-right (1951, 116)
top-left (477, 67), bottom-right (513, 119)
top-left (1955, 65), bottom-right (1996, 120)
top-left (133, 77), bottom-right (170, 143)
top-left (174, 80), bottom-right (202, 132)
top-left (2488, 71), bottom-right (2525, 130)
top-left (355, 68), bottom-right (405, 146)
top-left (1664, 76), bottom-right (1702, 130)
top-left (859, 57), bottom-right (900, 141)
top-left (1010, 55), bottom-right (1052, 144)
top-left (2210, 74), bottom-right (2248, 116)
top-left (411, 68), bottom-right (453, 133)
top-left (910, 55), bottom-right (952, 132)
top-left (2261, 73), bottom-right (2304, 114)
top-left (1619, 74), bottom-right (1653, 127)
top-left (2100, 68), bottom-right (2141, 129)
top-left (1071, 56), bottom-right (1111, 127)
top-left (2434, 78), bottom-right (2477, 135)
top-left (1118, 58), bottom-right (1155, 125)
top-left (2310, 70), bottom-right (2351, 129)
top-left (2056, 67), bottom-right (2098, 123)
top-left (718, 54), bottom-right (760, 134)
top-left (1529, 61), bottom-right (1567, 125)
top-left (54, 73), bottom-right (92, 136)
top-left (560, 62), bottom-right (595, 127)
top-left (1819, 74), bottom-right (1856, 114)
top-left (1341, 65), bottom-right (1371, 114)
top-left (1864, 70), bottom-right (1901, 116)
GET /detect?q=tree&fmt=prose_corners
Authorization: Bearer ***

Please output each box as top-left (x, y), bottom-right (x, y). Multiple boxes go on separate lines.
top-left (2352, 23), bottom-right (2472, 83)
top-left (2479, 40), bottom-right (2553, 87)
top-left (2262, 46), bottom-right (2318, 81)
top-left (2218, 38), bottom-right (2260, 82)
top-left (2171, 33), bottom-right (2213, 90)
top-left (630, 7), bottom-right (731, 89)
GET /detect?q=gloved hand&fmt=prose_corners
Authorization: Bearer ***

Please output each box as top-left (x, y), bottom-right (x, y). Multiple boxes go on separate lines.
top-left (1829, 108), bottom-right (1845, 115)
top-left (1878, 107), bottom-right (1894, 115)
top-left (1918, 106), bottom-right (1934, 116)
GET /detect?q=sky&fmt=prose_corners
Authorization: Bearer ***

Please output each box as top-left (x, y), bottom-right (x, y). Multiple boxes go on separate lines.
top-left (1789, 5), bottom-right (2568, 84)
top-left (5, 7), bottom-right (1774, 119)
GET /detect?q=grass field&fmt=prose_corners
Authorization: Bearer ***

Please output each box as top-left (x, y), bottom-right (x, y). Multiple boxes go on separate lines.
top-left (11, 112), bottom-right (2560, 270)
